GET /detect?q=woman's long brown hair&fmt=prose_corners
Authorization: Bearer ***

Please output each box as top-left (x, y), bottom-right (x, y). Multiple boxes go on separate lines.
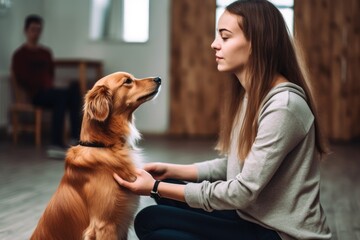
top-left (216, 0), bottom-right (329, 160)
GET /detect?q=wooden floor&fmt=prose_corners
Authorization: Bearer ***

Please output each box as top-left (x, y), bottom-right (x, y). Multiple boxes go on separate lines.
top-left (0, 135), bottom-right (359, 240)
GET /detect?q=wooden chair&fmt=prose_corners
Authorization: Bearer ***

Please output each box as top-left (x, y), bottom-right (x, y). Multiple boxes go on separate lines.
top-left (9, 71), bottom-right (43, 147)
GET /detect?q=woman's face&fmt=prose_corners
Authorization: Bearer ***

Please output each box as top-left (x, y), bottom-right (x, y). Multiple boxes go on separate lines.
top-left (211, 11), bottom-right (251, 75)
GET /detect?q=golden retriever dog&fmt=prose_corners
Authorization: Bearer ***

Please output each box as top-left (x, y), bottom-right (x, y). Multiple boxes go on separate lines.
top-left (30, 72), bottom-right (161, 240)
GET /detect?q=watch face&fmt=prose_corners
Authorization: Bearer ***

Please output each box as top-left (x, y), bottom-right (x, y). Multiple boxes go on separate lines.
top-left (150, 191), bottom-right (160, 200)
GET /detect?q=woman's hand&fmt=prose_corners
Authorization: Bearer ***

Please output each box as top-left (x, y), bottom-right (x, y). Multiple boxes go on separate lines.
top-left (114, 167), bottom-right (188, 202)
top-left (113, 169), bottom-right (155, 196)
top-left (144, 162), bottom-right (169, 180)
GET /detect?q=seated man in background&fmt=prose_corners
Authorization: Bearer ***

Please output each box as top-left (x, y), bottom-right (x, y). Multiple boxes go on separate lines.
top-left (12, 14), bottom-right (81, 159)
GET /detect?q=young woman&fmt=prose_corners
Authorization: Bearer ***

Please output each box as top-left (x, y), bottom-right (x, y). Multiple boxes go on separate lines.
top-left (114, 1), bottom-right (332, 239)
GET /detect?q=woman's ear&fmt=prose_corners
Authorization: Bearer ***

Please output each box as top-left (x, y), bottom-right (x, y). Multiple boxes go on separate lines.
top-left (84, 85), bottom-right (112, 122)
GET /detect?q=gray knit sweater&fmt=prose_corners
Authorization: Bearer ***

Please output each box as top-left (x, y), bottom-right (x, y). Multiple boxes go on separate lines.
top-left (184, 83), bottom-right (331, 240)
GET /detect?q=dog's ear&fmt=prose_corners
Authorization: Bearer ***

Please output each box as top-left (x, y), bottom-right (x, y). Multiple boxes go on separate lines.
top-left (84, 85), bottom-right (112, 122)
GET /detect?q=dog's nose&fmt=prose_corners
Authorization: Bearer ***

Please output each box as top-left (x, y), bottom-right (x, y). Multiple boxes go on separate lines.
top-left (154, 77), bottom-right (161, 84)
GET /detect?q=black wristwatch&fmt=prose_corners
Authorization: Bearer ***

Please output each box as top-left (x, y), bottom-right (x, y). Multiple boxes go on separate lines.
top-left (150, 180), bottom-right (161, 200)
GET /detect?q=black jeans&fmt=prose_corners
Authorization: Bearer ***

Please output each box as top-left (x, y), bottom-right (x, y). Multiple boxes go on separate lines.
top-left (134, 180), bottom-right (281, 240)
top-left (32, 82), bottom-right (81, 146)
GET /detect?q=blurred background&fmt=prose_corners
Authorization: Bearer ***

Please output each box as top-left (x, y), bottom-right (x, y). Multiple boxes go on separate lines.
top-left (0, 0), bottom-right (359, 239)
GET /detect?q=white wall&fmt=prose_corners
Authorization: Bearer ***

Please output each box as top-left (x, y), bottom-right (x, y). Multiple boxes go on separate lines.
top-left (0, 0), bottom-right (170, 133)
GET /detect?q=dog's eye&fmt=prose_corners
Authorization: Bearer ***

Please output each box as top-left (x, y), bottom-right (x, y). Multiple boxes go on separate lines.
top-left (124, 78), bottom-right (133, 85)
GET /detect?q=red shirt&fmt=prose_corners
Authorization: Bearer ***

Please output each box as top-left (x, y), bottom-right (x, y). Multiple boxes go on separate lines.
top-left (12, 44), bottom-right (54, 98)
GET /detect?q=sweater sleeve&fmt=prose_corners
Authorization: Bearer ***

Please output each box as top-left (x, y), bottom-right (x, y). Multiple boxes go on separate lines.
top-left (12, 46), bottom-right (55, 97)
top-left (184, 104), bottom-right (310, 211)
top-left (42, 48), bottom-right (55, 90)
top-left (195, 158), bottom-right (227, 182)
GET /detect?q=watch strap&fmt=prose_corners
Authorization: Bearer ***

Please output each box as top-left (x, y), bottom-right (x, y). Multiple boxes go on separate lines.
top-left (153, 180), bottom-right (161, 192)
top-left (150, 180), bottom-right (161, 199)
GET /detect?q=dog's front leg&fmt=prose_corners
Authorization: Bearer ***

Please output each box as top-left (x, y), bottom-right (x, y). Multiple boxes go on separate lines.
top-left (83, 219), bottom-right (118, 240)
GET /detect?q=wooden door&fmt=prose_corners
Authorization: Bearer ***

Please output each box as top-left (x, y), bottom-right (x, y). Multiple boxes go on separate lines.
top-left (169, 0), bottom-right (230, 137)
top-left (294, 0), bottom-right (360, 141)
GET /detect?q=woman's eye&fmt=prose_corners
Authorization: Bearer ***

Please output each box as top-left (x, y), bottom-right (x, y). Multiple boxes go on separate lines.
top-left (124, 78), bottom-right (133, 84)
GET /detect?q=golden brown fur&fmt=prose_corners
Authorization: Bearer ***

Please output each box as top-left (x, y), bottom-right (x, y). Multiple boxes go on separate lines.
top-left (30, 72), bottom-right (161, 240)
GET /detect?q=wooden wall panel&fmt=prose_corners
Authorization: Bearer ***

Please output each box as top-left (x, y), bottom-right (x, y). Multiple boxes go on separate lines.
top-left (169, 0), bottom-right (230, 136)
top-left (295, 0), bottom-right (360, 141)
top-left (346, 0), bottom-right (360, 139)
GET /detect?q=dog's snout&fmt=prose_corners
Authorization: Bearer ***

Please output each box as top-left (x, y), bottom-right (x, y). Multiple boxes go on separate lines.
top-left (153, 77), bottom-right (161, 85)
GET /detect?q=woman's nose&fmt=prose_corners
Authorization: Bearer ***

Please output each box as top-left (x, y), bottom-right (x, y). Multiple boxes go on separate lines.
top-left (211, 38), bottom-right (220, 50)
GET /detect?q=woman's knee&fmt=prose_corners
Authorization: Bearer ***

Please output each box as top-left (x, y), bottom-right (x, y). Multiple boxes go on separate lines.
top-left (134, 205), bottom-right (159, 237)
top-left (140, 229), bottom-right (201, 240)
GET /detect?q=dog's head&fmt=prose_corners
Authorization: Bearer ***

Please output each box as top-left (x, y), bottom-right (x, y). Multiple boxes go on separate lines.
top-left (84, 72), bottom-right (161, 122)
top-left (80, 72), bottom-right (161, 145)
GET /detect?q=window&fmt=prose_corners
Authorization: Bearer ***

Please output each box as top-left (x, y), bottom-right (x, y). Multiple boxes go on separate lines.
top-left (216, 0), bottom-right (294, 35)
top-left (89, 0), bottom-right (149, 42)
top-left (123, 0), bottom-right (149, 42)
top-left (89, 0), bottom-right (111, 40)
top-left (268, 0), bottom-right (294, 35)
